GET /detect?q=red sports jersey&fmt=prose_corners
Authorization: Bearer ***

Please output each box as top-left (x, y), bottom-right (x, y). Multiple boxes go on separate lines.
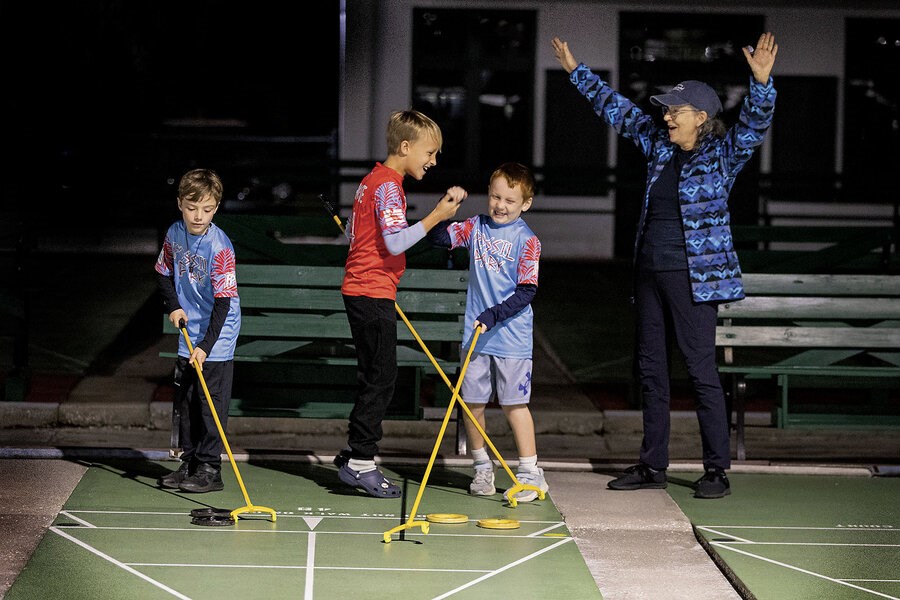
top-left (341, 163), bottom-right (408, 299)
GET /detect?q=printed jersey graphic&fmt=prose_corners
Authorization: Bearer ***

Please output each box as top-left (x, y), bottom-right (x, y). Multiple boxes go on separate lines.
top-left (448, 215), bottom-right (540, 359)
top-left (342, 163), bottom-right (408, 299)
top-left (376, 184), bottom-right (408, 233)
top-left (155, 221), bottom-right (241, 360)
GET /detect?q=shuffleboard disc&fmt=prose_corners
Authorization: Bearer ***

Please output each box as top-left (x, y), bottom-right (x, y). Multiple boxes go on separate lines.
top-left (426, 513), bottom-right (468, 524)
top-left (477, 518), bottom-right (520, 530)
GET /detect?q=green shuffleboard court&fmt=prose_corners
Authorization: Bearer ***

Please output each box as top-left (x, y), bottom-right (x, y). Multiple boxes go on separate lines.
top-left (668, 472), bottom-right (900, 600)
top-left (7, 459), bottom-right (602, 600)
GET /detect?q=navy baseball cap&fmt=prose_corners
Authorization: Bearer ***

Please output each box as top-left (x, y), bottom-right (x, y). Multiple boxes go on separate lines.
top-left (650, 80), bottom-right (723, 117)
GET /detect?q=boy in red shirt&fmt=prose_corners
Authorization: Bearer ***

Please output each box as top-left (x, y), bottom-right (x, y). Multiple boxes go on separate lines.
top-left (337, 109), bottom-right (467, 498)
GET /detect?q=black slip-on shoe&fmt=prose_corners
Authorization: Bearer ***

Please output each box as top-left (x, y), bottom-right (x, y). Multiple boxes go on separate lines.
top-left (607, 463), bottom-right (667, 490)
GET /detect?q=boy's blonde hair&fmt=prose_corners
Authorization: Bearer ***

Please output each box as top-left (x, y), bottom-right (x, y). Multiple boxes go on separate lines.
top-left (490, 162), bottom-right (535, 201)
top-left (178, 168), bottom-right (224, 205)
top-left (386, 110), bottom-right (443, 155)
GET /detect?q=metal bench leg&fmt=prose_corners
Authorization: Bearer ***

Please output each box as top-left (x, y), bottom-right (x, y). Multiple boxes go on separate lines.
top-left (777, 374), bottom-right (790, 428)
top-left (454, 402), bottom-right (467, 456)
top-left (725, 373), bottom-right (747, 461)
top-left (734, 376), bottom-right (746, 461)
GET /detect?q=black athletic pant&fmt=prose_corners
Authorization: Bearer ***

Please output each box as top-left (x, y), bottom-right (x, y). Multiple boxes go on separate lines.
top-left (175, 357), bottom-right (232, 469)
top-left (634, 269), bottom-right (730, 471)
top-left (342, 295), bottom-right (398, 460)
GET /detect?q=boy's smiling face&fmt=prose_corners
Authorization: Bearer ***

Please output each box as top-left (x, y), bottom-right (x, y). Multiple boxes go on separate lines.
top-left (402, 135), bottom-right (440, 180)
top-left (487, 175), bottom-right (532, 225)
top-left (178, 193), bottom-right (219, 235)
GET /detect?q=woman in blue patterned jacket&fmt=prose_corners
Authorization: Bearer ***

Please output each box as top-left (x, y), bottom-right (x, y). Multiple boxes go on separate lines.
top-left (552, 32), bottom-right (778, 499)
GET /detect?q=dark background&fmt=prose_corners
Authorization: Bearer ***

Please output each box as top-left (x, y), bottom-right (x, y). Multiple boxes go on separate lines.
top-left (2, 1), bottom-right (341, 230)
top-left (2, 3), bottom-right (898, 241)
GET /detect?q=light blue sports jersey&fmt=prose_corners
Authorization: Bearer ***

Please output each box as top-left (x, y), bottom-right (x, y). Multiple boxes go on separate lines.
top-left (155, 221), bottom-right (241, 361)
top-left (447, 215), bottom-right (540, 359)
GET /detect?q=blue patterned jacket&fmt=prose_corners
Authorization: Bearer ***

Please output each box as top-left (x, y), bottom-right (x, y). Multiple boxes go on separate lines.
top-left (568, 64), bottom-right (777, 303)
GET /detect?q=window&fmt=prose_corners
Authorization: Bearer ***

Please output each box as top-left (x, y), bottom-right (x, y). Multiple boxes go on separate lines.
top-left (843, 18), bottom-right (900, 202)
top-left (411, 8), bottom-right (536, 191)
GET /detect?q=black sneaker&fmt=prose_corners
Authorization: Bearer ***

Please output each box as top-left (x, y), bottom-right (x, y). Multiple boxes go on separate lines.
top-left (607, 463), bottom-right (667, 490)
top-left (178, 463), bottom-right (224, 493)
top-left (157, 462), bottom-right (191, 489)
top-left (694, 468), bottom-right (731, 499)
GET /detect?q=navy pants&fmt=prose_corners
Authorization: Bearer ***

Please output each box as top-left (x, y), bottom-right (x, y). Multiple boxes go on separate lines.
top-left (175, 357), bottom-right (232, 469)
top-left (634, 269), bottom-right (730, 471)
top-left (343, 295), bottom-right (398, 460)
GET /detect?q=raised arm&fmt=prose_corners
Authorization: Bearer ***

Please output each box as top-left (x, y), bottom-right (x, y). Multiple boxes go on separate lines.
top-left (742, 32), bottom-right (778, 84)
top-left (551, 36), bottom-right (578, 74)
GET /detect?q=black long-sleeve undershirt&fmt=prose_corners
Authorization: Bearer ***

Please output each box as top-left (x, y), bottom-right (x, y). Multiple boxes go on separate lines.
top-left (157, 272), bottom-right (231, 356)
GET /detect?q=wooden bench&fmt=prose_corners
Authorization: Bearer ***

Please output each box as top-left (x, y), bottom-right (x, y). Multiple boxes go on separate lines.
top-left (161, 264), bottom-right (469, 420)
top-left (717, 273), bottom-right (900, 460)
top-left (732, 225), bottom-right (899, 273)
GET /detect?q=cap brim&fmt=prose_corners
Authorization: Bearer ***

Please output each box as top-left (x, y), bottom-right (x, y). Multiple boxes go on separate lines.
top-left (650, 93), bottom-right (687, 108)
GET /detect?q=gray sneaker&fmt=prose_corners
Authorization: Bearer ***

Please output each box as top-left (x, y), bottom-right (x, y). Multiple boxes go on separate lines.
top-left (503, 468), bottom-right (549, 503)
top-left (469, 468), bottom-right (496, 496)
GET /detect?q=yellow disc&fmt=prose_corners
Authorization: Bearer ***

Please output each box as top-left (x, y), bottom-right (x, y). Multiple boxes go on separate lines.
top-left (477, 518), bottom-right (520, 530)
top-left (426, 513), bottom-right (469, 524)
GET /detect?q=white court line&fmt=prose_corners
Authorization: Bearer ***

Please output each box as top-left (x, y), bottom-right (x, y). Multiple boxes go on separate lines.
top-left (53, 524), bottom-right (567, 541)
top-left (302, 566), bottom-right (492, 573)
top-left (701, 525), bottom-right (900, 532)
top-left (127, 563), bottom-right (492, 573)
top-left (305, 532), bottom-right (315, 600)
top-left (722, 541), bottom-right (900, 548)
top-left (63, 509), bottom-right (562, 525)
top-left (528, 522), bottom-right (567, 537)
top-left (49, 527), bottom-right (192, 600)
top-left (698, 525), bottom-right (900, 547)
top-left (131, 563), bottom-right (306, 569)
top-left (64, 510), bottom-right (191, 516)
top-left (58, 510), bottom-right (96, 528)
top-left (431, 537), bottom-right (574, 599)
top-left (55, 525), bottom-right (258, 533)
top-left (711, 542), bottom-right (900, 600)
top-left (698, 526), bottom-right (755, 544)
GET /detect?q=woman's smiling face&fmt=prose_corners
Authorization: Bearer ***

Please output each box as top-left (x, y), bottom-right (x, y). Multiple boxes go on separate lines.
top-left (662, 104), bottom-right (707, 151)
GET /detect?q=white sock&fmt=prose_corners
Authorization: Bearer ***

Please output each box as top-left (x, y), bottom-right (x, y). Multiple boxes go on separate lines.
top-left (471, 447), bottom-right (491, 470)
top-left (518, 455), bottom-right (538, 474)
top-left (348, 458), bottom-right (376, 473)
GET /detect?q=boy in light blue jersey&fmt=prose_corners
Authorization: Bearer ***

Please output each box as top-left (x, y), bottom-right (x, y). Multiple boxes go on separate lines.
top-left (154, 168), bottom-right (241, 493)
top-left (428, 162), bottom-right (547, 502)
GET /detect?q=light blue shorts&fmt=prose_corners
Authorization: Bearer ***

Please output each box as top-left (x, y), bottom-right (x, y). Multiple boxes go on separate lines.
top-left (461, 353), bottom-right (533, 406)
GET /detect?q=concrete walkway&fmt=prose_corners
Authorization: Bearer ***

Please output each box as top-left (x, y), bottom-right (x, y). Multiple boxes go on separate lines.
top-left (0, 459), bottom-right (87, 599)
top-left (552, 471), bottom-right (741, 600)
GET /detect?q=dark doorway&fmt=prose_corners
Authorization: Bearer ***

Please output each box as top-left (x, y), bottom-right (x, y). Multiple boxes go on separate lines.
top-left (843, 18), bottom-right (900, 205)
top-left (411, 8), bottom-right (536, 191)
